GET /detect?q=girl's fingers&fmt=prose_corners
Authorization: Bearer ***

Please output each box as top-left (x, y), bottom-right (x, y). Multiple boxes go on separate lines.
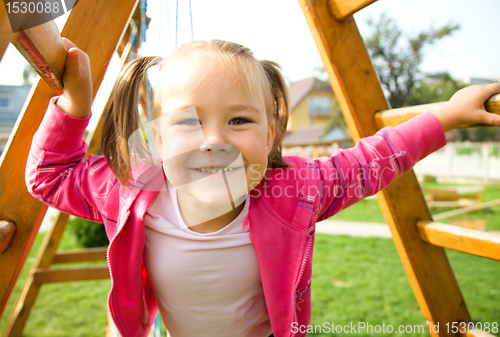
top-left (65, 47), bottom-right (81, 77)
top-left (62, 38), bottom-right (89, 76)
top-left (61, 38), bottom-right (85, 81)
top-left (483, 112), bottom-right (500, 127)
top-left (479, 86), bottom-right (500, 126)
top-left (61, 37), bottom-right (77, 50)
top-left (67, 47), bottom-right (79, 60)
top-left (481, 83), bottom-right (500, 101)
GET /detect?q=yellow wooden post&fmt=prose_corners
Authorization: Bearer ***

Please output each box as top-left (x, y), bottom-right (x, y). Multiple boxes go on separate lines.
top-left (328, 0), bottom-right (377, 20)
top-left (0, 1), bottom-right (13, 60)
top-left (298, 0), bottom-right (472, 334)
top-left (11, 21), bottom-right (66, 94)
top-left (0, 0), bottom-right (140, 321)
top-left (3, 15), bottom-right (139, 337)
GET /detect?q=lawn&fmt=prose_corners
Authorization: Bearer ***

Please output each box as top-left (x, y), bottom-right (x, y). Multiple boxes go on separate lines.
top-left (0, 231), bottom-right (110, 337)
top-left (1, 182), bottom-right (498, 336)
top-left (309, 235), bottom-right (500, 337)
top-left (333, 182), bottom-right (500, 231)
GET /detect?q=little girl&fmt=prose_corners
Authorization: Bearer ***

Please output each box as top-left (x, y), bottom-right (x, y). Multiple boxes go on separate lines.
top-left (25, 37), bottom-right (500, 337)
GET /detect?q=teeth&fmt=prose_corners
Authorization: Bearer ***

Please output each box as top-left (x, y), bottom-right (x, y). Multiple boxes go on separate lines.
top-left (194, 167), bottom-right (239, 173)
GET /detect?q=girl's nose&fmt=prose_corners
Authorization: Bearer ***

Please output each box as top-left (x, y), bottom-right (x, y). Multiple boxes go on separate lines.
top-left (200, 126), bottom-right (232, 154)
top-left (202, 143), bottom-right (233, 154)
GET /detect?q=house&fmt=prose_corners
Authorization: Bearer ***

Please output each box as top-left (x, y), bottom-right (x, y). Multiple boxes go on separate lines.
top-left (287, 77), bottom-right (337, 131)
top-left (283, 77), bottom-right (351, 157)
top-left (0, 84), bottom-right (32, 154)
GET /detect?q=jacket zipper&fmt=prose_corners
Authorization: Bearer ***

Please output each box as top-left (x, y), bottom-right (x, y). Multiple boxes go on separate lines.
top-left (291, 235), bottom-right (313, 337)
top-left (107, 188), bottom-right (160, 336)
top-left (106, 209), bottom-right (130, 336)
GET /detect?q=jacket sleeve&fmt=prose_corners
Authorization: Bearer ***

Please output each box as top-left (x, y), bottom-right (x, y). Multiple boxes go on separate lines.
top-left (315, 112), bottom-right (447, 221)
top-left (25, 97), bottom-right (118, 222)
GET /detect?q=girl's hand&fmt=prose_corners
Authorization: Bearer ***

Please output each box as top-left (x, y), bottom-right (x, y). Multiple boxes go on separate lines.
top-left (55, 38), bottom-right (93, 118)
top-left (431, 83), bottom-right (500, 132)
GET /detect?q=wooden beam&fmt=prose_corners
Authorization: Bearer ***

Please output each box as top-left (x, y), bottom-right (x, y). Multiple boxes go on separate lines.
top-left (0, 1), bottom-right (14, 60)
top-left (3, 22), bottom-right (136, 336)
top-left (328, 0), bottom-right (377, 20)
top-left (0, 220), bottom-right (16, 253)
top-left (375, 93), bottom-right (500, 129)
top-left (0, 0), bottom-right (139, 320)
top-left (433, 199), bottom-right (500, 221)
top-left (485, 92), bottom-right (500, 112)
top-left (52, 248), bottom-right (107, 264)
top-left (417, 221), bottom-right (500, 261)
top-left (3, 213), bottom-right (69, 337)
top-left (298, 0), bottom-right (472, 334)
top-left (33, 266), bottom-right (110, 284)
top-left (12, 21), bottom-right (66, 95)
top-left (375, 102), bottom-right (447, 129)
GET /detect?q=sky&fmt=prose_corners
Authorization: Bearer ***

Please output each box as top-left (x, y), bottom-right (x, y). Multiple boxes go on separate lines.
top-left (0, 0), bottom-right (499, 127)
top-left (144, 0), bottom-right (500, 83)
top-left (1, 0), bottom-right (499, 85)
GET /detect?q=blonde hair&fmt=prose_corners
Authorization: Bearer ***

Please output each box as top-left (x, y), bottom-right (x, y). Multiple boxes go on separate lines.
top-left (101, 40), bottom-right (290, 186)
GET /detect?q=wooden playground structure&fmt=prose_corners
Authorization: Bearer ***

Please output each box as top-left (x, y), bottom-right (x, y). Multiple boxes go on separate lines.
top-left (0, 0), bottom-right (499, 336)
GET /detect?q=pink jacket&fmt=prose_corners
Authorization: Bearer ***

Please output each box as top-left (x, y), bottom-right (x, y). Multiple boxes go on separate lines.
top-left (25, 98), bottom-right (446, 337)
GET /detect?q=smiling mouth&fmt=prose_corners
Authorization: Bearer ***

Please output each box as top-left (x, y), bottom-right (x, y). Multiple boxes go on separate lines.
top-left (192, 167), bottom-right (241, 173)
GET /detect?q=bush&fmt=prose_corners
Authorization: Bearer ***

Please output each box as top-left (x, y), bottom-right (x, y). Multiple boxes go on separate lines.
top-left (67, 217), bottom-right (109, 248)
top-left (491, 146), bottom-right (499, 157)
top-left (456, 146), bottom-right (473, 155)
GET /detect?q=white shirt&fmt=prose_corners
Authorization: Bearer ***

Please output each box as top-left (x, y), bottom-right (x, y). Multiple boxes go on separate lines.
top-left (144, 182), bottom-right (272, 337)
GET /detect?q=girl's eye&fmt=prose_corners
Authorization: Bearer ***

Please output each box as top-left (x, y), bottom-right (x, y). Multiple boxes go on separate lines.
top-left (229, 118), bottom-right (251, 125)
top-left (177, 118), bottom-right (201, 126)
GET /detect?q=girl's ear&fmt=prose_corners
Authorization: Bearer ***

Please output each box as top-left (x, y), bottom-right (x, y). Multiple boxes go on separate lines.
top-left (266, 122), bottom-right (275, 155)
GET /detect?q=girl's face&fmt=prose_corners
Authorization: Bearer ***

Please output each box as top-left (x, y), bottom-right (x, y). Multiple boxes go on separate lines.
top-left (153, 62), bottom-right (274, 207)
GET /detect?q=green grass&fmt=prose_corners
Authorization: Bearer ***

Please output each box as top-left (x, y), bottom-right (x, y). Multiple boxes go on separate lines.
top-left (0, 231), bottom-right (110, 337)
top-left (309, 235), bottom-right (500, 337)
top-left (333, 183), bottom-right (500, 231)
top-left (3, 231), bottom-right (499, 336)
top-left (2, 182), bottom-right (499, 336)
top-left (332, 197), bottom-right (387, 223)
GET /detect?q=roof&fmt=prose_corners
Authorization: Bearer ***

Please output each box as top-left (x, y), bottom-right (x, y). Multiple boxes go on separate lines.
top-left (289, 77), bottom-right (332, 111)
top-left (283, 125), bottom-right (324, 145)
top-left (323, 127), bottom-right (350, 141)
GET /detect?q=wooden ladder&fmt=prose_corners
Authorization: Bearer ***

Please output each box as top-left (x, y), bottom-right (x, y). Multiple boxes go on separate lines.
top-left (0, 0), bottom-right (146, 335)
top-left (298, 0), bottom-right (500, 336)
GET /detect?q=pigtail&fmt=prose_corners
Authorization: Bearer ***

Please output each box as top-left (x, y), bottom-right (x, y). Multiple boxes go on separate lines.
top-left (101, 56), bottom-right (163, 186)
top-left (260, 60), bottom-right (290, 168)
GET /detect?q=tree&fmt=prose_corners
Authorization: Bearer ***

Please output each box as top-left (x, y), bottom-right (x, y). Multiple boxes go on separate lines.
top-left (406, 72), bottom-right (465, 106)
top-left (406, 73), bottom-right (500, 142)
top-left (365, 13), bottom-right (460, 108)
